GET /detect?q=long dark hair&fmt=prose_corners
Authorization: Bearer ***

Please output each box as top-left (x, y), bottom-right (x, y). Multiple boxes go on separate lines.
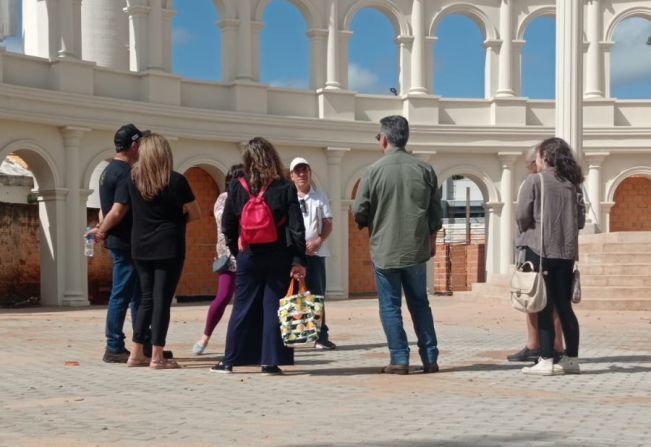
top-left (242, 137), bottom-right (285, 193)
top-left (537, 137), bottom-right (584, 186)
top-left (225, 163), bottom-right (245, 188)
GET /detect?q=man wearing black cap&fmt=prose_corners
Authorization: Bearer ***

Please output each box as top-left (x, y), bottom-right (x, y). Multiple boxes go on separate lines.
top-left (92, 124), bottom-right (150, 362)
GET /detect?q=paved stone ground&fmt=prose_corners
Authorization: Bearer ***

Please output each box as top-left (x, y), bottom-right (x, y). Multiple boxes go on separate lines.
top-left (0, 296), bottom-right (650, 447)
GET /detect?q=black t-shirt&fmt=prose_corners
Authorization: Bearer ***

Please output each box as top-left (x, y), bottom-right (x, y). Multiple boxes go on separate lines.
top-left (128, 171), bottom-right (195, 260)
top-left (99, 159), bottom-right (133, 251)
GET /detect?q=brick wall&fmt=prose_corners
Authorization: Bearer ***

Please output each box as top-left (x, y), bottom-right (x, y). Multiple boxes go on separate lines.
top-left (348, 181), bottom-right (376, 296)
top-left (434, 243), bottom-right (485, 293)
top-left (176, 167), bottom-right (220, 298)
top-left (0, 202), bottom-right (40, 302)
top-left (610, 176), bottom-right (651, 232)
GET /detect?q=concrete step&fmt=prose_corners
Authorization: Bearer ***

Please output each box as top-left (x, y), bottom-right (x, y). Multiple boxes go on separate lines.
top-left (580, 242), bottom-right (651, 254)
top-left (456, 292), bottom-right (651, 311)
top-left (581, 275), bottom-right (651, 287)
top-left (579, 231), bottom-right (651, 244)
top-left (579, 263), bottom-right (651, 276)
top-left (582, 252), bottom-right (651, 264)
top-left (581, 286), bottom-right (651, 299)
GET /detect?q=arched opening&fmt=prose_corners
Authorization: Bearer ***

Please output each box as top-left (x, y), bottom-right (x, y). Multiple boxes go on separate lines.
top-left (172, 0), bottom-right (221, 81)
top-left (2, 0), bottom-right (23, 54)
top-left (348, 179), bottom-right (376, 296)
top-left (433, 15), bottom-right (485, 98)
top-left (348, 8), bottom-right (399, 95)
top-left (521, 16), bottom-right (555, 99)
top-left (611, 17), bottom-right (651, 99)
top-left (85, 157), bottom-right (114, 305)
top-left (176, 166), bottom-right (222, 301)
top-left (260, 0), bottom-right (309, 89)
top-left (0, 146), bottom-right (59, 306)
top-left (610, 175), bottom-right (651, 231)
top-left (435, 175), bottom-right (487, 293)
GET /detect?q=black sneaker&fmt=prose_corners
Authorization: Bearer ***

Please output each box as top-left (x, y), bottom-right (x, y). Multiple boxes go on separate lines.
top-left (210, 362), bottom-right (232, 374)
top-left (261, 365), bottom-right (283, 375)
top-left (103, 348), bottom-right (130, 363)
top-left (507, 346), bottom-right (540, 362)
top-left (422, 363), bottom-right (439, 374)
top-left (315, 340), bottom-right (337, 350)
top-left (143, 347), bottom-right (174, 359)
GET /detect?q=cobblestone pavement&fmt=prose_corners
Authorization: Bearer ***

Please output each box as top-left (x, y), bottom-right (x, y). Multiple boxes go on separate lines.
top-left (1, 296), bottom-right (650, 447)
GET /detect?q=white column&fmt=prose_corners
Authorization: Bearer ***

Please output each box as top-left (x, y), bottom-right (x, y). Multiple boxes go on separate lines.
top-left (513, 39), bottom-right (525, 96)
top-left (325, 147), bottom-right (350, 299)
top-left (584, 151), bottom-right (609, 229)
top-left (338, 30), bottom-right (352, 89)
top-left (56, 0), bottom-right (83, 59)
top-left (498, 152), bottom-right (519, 273)
top-left (496, 0), bottom-right (515, 97)
top-left (484, 202), bottom-right (503, 278)
top-left (602, 41), bottom-right (614, 98)
top-left (147, 0), bottom-right (164, 70)
top-left (125, 0), bottom-right (150, 72)
top-left (61, 126), bottom-right (90, 306)
top-left (218, 18), bottom-right (239, 83)
top-left (161, 3), bottom-right (175, 72)
top-left (556, 0), bottom-right (584, 161)
top-left (236, 0), bottom-right (253, 81)
top-left (483, 39), bottom-right (500, 98)
top-left (584, 0), bottom-right (603, 98)
top-left (426, 36), bottom-right (437, 95)
top-left (409, 0), bottom-right (426, 95)
top-left (397, 35), bottom-right (413, 95)
top-left (251, 20), bottom-right (264, 82)
top-left (324, 0), bottom-right (341, 90)
top-left (37, 188), bottom-right (68, 306)
top-left (601, 202), bottom-right (615, 233)
top-left (307, 28), bottom-right (328, 90)
top-left (81, 0), bottom-right (130, 70)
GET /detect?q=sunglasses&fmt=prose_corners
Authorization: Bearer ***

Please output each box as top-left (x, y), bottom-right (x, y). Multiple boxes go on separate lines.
top-left (299, 199), bottom-right (308, 215)
top-left (375, 133), bottom-right (382, 142)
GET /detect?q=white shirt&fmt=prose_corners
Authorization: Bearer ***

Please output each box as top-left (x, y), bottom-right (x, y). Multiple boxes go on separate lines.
top-left (298, 186), bottom-right (333, 257)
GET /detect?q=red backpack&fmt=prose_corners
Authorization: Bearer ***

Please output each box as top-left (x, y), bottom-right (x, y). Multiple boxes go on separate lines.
top-left (238, 178), bottom-right (285, 249)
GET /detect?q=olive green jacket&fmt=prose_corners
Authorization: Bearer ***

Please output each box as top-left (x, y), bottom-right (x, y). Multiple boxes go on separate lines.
top-left (352, 147), bottom-right (443, 269)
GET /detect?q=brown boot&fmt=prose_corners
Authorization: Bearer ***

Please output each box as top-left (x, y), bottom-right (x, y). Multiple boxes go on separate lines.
top-left (380, 364), bottom-right (409, 375)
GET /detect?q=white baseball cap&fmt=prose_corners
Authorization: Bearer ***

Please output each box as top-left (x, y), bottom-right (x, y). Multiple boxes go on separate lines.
top-left (290, 157), bottom-right (310, 172)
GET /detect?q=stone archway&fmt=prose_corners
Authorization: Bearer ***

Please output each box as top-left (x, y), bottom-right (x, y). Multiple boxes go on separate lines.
top-left (610, 175), bottom-right (651, 232)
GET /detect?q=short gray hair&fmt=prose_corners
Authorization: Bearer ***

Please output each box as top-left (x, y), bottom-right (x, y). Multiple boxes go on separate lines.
top-left (380, 115), bottom-right (410, 148)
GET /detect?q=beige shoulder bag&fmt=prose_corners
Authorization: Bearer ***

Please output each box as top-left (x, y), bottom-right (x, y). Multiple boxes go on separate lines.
top-left (510, 173), bottom-right (547, 313)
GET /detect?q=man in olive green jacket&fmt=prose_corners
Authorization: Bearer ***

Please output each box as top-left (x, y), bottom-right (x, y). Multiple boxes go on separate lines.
top-left (353, 115), bottom-right (443, 375)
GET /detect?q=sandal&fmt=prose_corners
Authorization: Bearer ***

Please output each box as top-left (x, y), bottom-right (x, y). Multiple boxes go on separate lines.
top-left (126, 357), bottom-right (151, 367)
top-left (150, 359), bottom-right (181, 370)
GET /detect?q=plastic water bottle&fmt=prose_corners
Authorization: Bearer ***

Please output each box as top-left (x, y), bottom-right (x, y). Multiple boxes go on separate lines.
top-left (84, 227), bottom-right (95, 257)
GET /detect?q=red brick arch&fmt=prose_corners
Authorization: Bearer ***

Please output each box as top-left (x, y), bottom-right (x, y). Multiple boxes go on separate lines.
top-left (610, 176), bottom-right (651, 232)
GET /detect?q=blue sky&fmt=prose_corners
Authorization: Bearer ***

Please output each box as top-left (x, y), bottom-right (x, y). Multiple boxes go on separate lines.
top-left (4, 0), bottom-right (651, 99)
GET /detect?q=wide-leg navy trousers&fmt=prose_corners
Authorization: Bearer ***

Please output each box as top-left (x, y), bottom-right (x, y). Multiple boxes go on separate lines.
top-left (223, 250), bottom-right (294, 366)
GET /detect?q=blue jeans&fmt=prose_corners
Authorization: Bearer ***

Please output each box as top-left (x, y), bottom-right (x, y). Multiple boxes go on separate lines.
top-left (105, 248), bottom-right (141, 352)
top-left (306, 255), bottom-right (329, 342)
top-left (374, 262), bottom-right (438, 366)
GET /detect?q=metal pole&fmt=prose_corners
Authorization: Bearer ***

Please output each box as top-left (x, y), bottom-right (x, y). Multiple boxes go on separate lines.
top-left (465, 187), bottom-right (471, 245)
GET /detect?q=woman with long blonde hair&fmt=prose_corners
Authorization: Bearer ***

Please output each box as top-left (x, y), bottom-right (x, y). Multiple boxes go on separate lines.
top-left (211, 137), bottom-right (306, 375)
top-left (126, 134), bottom-right (200, 369)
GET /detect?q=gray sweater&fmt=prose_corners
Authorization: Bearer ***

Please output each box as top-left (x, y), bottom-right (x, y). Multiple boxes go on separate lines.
top-left (515, 169), bottom-right (585, 260)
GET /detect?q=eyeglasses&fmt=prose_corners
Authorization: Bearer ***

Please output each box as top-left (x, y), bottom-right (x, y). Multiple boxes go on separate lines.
top-left (299, 199), bottom-right (308, 215)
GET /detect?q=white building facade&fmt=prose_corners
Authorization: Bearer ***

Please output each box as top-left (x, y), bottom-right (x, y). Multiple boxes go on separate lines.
top-left (0, 0), bottom-right (650, 305)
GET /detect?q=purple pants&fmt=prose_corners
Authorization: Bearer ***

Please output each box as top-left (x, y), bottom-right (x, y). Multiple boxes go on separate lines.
top-left (203, 271), bottom-right (236, 337)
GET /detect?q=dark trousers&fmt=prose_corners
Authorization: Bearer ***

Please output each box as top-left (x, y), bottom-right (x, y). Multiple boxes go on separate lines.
top-left (525, 248), bottom-right (579, 358)
top-left (223, 250), bottom-right (294, 366)
top-left (305, 255), bottom-right (329, 342)
top-left (132, 257), bottom-right (185, 347)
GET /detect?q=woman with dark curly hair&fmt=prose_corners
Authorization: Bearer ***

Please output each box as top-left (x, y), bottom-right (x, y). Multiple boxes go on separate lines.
top-left (211, 137), bottom-right (306, 375)
top-left (516, 137), bottom-right (585, 376)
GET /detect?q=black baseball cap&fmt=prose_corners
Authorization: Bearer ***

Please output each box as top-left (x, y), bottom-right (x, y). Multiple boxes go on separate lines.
top-left (114, 124), bottom-right (151, 151)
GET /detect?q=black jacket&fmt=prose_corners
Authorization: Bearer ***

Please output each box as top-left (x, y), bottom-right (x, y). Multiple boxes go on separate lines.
top-left (221, 176), bottom-right (307, 266)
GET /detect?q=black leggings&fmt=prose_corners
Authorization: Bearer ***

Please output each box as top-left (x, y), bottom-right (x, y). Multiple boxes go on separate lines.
top-left (132, 257), bottom-right (185, 347)
top-left (525, 248), bottom-right (579, 358)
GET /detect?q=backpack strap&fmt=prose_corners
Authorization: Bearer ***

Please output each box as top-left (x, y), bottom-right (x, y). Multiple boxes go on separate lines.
top-left (239, 177), bottom-right (273, 199)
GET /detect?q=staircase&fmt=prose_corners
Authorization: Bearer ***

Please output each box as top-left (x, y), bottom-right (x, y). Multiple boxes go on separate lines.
top-left (461, 231), bottom-right (651, 310)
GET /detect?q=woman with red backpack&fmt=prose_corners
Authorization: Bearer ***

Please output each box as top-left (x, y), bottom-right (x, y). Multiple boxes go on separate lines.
top-left (211, 137), bottom-right (306, 375)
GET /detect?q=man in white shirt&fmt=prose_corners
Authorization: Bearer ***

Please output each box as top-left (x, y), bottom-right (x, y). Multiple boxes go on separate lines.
top-left (290, 157), bottom-right (336, 349)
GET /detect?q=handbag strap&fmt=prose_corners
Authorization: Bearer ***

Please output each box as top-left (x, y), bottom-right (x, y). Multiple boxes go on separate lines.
top-left (538, 172), bottom-right (545, 262)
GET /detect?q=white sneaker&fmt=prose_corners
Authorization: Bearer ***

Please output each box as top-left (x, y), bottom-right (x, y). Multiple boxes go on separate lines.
top-left (554, 355), bottom-right (581, 374)
top-left (522, 357), bottom-right (558, 376)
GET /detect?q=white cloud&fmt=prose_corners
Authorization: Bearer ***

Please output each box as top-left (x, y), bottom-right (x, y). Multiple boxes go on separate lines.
top-left (348, 63), bottom-right (383, 93)
top-left (172, 27), bottom-right (194, 46)
top-left (611, 18), bottom-right (651, 84)
top-left (269, 79), bottom-right (309, 89)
